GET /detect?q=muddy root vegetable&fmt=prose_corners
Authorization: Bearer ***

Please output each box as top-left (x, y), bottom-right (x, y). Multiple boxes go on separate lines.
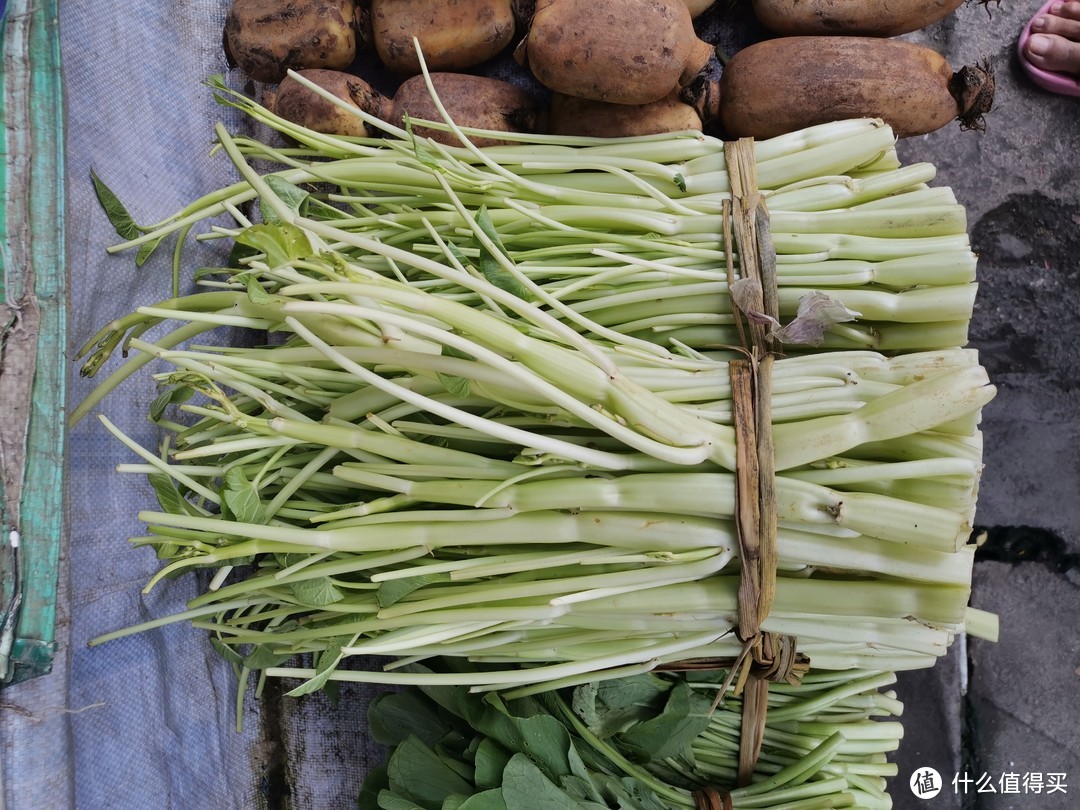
top-left (391, 73), bottom-right (546, 146)
top-left (515, 0), bottom-right (715, 105)
top-left (549, 84), bottom-right (717, 137)
top-left (224, 0), bottom-right (360, 84)
top-left (684, 0), bottom-right (717, 17)
top-left (752, 0), bottom-right (965, 36)
top-left (370, 0), bottom-right (516, 75)
top-left (719, 37), bottom-right (995, 139)
top-left (272, 70), bottom-right (544, 146)
top-left (274, 69), bottom-right (390, 137)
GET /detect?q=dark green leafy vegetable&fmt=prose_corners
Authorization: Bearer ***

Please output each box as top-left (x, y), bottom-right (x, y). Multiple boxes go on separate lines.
top-left (360, 664), bottom-right (905, 809)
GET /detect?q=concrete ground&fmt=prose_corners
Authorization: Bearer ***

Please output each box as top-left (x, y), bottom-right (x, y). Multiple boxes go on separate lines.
top-left (702, 2), bottom-right (1080, 805)
top-left (889, 2), bottom-right (1080, 808)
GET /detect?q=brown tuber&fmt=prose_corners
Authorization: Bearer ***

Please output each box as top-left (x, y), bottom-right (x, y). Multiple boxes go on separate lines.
top-left (751, 0), bottom-right (966, 37)
top-left (719, 37), bottom-right (995, 139)
top-left (369, 0), bottom-right (517, 75)
top-left (224, 0), bottom-right (361, 84)
top-left (272, 69), bottom-right (545, 146)
top-left (274, 69), bottom-right (387, 137)
top-left (390, 73), bottom-right (546, 146)
top-left (683, 0), bottom-right (717, 17)
top-left (515, 0), bottom-right (716, 106)
top-left (549, 82), bottom-right (719, 137)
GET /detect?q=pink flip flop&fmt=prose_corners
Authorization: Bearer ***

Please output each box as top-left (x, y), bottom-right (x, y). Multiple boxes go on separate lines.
top-left (1017, 0), bottom-right (1080, 96)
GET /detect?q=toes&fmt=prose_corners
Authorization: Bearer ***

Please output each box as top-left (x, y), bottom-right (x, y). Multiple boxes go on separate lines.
top-left (1025, 32), bottom-right (1080, 75)
top-left (1052, 0), bottom-right (1080, 22)
top-left (1031, 3), bottom-right (1080, 39)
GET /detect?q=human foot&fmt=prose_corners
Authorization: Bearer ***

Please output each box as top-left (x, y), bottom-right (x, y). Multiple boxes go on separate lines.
top-left (1018, 0), bottom-right (1080, 96)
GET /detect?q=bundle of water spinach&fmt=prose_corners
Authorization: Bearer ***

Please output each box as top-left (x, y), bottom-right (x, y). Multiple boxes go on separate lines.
top-left (362, 663), bottom-right (906, 809)
top-left (78, 73), bottom-right (997, 731)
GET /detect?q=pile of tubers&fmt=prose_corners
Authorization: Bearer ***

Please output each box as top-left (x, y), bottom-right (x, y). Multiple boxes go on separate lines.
top-left (222, 0), bottom-right (992, 144)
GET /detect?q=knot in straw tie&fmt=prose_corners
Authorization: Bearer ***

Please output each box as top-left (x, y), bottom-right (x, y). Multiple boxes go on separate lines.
top-left (693, 786), bottom-right (733, 810)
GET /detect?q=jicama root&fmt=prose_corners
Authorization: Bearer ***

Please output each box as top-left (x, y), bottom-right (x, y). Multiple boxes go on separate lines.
top-left (549, 88), bottom-right (709, 137)
top-left (751, 0), bottom-right (965, 36)
top-left (223, 0), bottom-right (361, 83)
top-left (369, 0), bottom-right (516, 75)
top-left (272, 69), bottom-right (545, 144)
top-left (719, 37), bottom-right (995, 139)
top-left (274, 69), bottom-right (387, 137)
top-left (515, 0), bottom-right (716, 105)
top-left (683, 0), bottom-right (718, 17)
top-left (391, 72), bottom-right (547, 145)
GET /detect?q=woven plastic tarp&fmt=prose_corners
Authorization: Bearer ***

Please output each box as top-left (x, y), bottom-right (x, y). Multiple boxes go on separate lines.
top-left (1, 2), bottom-right (387, 807)
top-left (0, 3), bottom-right (765, 808)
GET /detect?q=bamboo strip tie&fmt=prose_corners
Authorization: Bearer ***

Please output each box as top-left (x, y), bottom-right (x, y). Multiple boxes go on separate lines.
top-left (689, 139), bottom-right (810, 807)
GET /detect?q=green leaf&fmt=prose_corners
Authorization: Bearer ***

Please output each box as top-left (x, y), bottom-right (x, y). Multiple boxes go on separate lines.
top-left (134, 239), bottom-right (159, 267)
top-left (264, 175), bottom-right (311, 217)
top-left (244, 274), bottom-right (276, 304)
top-left (437, 373), bottom-right (471, 399)
top-left (227, 239), bottom-right (261, 270)
top-left (292, 576), bottom-right (345, 607)
top-left (369, 689), bottom-right (457, 748)
top-left (285, 636), bottom-right (351, 698)
top-left (149, 384), bottom-right (194, 423)
top-left (473, 738), bottom-right (512, 791)
top-left (322, 678), bottom-right (340, 706)
top-left (419, 680), bottom-right (490, 730)
top-left (565, 742), bottom-right (605, 804)
top-left (388, 735), bottom-right (476, 807)
top-left (275, 552), bottom-right (309, 570)
top-left (616, 681), bottom-right (713, 764)
top-left (134, 235), bottom-right (166, 267)
top-left (209, 635), bottom-right (245, 667)
top-left (378, 791), bottom-right (426, 810)
top-left (455, 791), bottom-right (508, 810)
top-left (147, 473), bottom-right (191, 517)
top-left (474, 208), bottom-right (530, 301)
top-left (672, 172), bottom-right (687, 193)
top-left (222, 467), bottom-right (265, 524)
top-left (474, 703), bottom-right (573, 784)
top-left (377, 573), bottom-right (446, 609)
top-left (574, 675), bottom-right (670, 738)
top-left (315, 639), bottom-right (347, 673)
top-left (591, 774), bottom-right (668, 810)
top-left (359, 766), bottom-right (391, 810)
top-left (152, 542), bottom-right (180, 560)
top-left (500, 754), bottom-right (583, 810)
top-left (438, 746), bottom-right (476, 786)
top-left (234, 222), bottom-right (313, 268)
top-left (90, 168), bottom-right (140, 240)
top-left (441, 345), bottom-right (474, 362)
top-left (242, 643), bottom-right (291, 670)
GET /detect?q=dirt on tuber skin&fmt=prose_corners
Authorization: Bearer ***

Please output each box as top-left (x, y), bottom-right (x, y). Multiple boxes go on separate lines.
top-left (751, 0), bottom-right (965, 37)
top-left (369, 0), bottom-right (517, 75)
top-left (515, 0), bottom-right (716, 106)
top-left (390, 73), bottom-right (547, 146)
top-left (271, 69), bottom-right (546, 146)
top-left (224, 0), bottom-right (361, 84)
top-left (719, 36), bottom-right (995, 139)
top-left (549, 87), bottom-right (715, 137)
top-left (549, 92), bottom-right (701, 138)
top-left (273, 69), bottom-right (388, 138)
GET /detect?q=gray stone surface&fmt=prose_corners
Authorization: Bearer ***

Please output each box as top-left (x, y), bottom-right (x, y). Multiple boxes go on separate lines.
top-left (887, 1), bottom-right (1080, 808)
